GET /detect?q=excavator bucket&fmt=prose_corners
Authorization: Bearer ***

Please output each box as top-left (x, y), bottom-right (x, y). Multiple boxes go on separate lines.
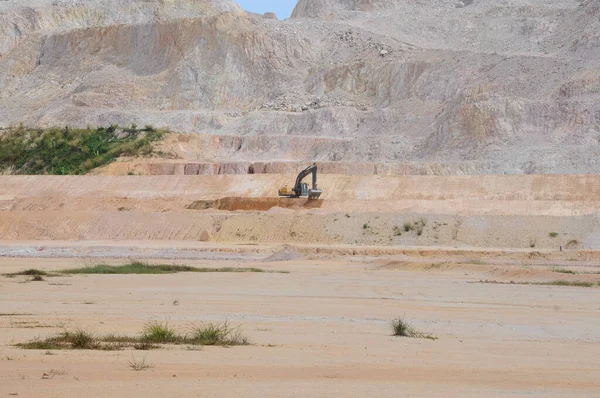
top-left (308, 189), bottom-right (323, 200)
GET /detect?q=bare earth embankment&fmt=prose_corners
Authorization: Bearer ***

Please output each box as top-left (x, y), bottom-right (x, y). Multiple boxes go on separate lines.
top-left (1, 173), bottom-right (600, 397)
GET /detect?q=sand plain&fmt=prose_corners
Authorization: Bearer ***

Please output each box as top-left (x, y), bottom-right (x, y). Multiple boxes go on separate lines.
top-left (1, 245), bottom-right (600, 397)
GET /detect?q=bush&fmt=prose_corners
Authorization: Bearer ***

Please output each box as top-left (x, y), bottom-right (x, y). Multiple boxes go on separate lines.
top-left (142, 322), bottom-right (178, 343)
top-left (391, 318), bottom-right (437, 340)
top-left (189, 322), bottom-right (249, 346)
top-left (0, 126), bottom-right (165, 175)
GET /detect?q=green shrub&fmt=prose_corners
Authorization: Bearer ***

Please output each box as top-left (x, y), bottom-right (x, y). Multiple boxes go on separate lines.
top-left (189, 322), bottom-right (249, 346)
top-left (142, 322), bottom-right (178, 343)
top-left (0, 126), bottom-right (165, 175)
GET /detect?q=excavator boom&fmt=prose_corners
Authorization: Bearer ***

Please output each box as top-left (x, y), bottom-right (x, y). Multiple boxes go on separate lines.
top-left (278, 163), bottom-right (323, 199)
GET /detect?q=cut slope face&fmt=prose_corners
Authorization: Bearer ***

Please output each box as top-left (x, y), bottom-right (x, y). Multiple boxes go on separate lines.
top-left (1, 0), bottom-right (600, 174)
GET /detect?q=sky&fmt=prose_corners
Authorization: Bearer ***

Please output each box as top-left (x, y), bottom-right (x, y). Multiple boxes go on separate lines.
top-left (235, 0), bottom-right (298, 19)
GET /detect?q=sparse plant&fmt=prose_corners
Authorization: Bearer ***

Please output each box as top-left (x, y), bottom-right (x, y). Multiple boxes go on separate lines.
top-left (142, 322), bottom-right (177, 343)
top-left (415, 224), bottom-right (424, 236)
top-left (549, 232), bottom-right (559, 238)
top-left (403, 221), bottom-right (413, 232)
top-left (30, 275), bottom-right (45, 282)
top-left (543, 280), bottom-right (594, 288)
top-left (393, 226), bottom-right (402, 236)
top-left (419, 217), bottom-right (428, 227)
top-left (189, 322), bottom-right (249, 346)
top-left (65, 330), bottom-right (100, 349)
top-left (552, 268), bottom-right (576, 274)
top-left (4, 269), bottom-right (51, 277)
top-left (467, 258), bottom-right (487, 265)
top-left (61, 262), bottom-right (271, 275)
top-left (529, 238), bottom-right (536, 248)
top-left (16, 321), bottom-right (251, 351)
top-left (133, 341), bottom-right (159, 351)
top-left (391, 318), bottom-right (437, 340)
top-left (566, 240), bottom-right (580, 249)
top-left (128, 355), bottom-right (153, 371)
top-left (363, 223), bottom-right (369, 229)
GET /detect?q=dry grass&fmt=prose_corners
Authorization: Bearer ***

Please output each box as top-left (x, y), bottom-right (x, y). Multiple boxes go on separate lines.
top-left (16, 321), bottom-right (250, 351)
top-left (128, 355), bottom-right (153, 371)
top-left (62, 262), bottom-right (268, 275)
top-left (188, 322), bottom-right (250, 346)
top-left (391, 318), bottom-right (437, 340)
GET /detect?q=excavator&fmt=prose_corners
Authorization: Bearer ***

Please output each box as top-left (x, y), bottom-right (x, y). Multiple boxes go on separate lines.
top-left (278, 163), bottom-right (323, 199)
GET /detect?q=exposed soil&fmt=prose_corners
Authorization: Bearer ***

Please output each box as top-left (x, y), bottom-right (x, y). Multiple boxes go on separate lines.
top-left (1, 254), bottom-right (599, 397)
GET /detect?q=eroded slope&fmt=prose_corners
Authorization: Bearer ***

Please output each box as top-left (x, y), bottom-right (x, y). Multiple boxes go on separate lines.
top-left (1, 0), bottom-right (599, 174)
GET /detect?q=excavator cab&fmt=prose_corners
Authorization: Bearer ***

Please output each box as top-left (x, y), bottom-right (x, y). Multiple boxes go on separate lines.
top-left (278, 163), bottom-right (323, 199)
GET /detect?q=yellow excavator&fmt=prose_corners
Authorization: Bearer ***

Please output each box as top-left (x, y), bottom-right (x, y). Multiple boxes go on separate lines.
top-left (278, 163), bottom-right (323, 199)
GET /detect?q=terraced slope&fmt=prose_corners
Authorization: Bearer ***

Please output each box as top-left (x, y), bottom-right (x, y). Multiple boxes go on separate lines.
top-left (1, 174), bottom-right (599, 248)
top-left (1, 0), bottom-right (599, 174)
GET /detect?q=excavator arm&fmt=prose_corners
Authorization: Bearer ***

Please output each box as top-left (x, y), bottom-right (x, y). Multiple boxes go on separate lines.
top-left (292, 163), bottom-right (318, 197)
top-left (278, 163), bottom-right (323, 199)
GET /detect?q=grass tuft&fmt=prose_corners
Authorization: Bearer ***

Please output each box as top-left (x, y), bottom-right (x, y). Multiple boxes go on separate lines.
top-left (142, 322), bottom-right (178, 343)
top-left (391, 318), bottom-right (437, 340)
top-left (475, 280), bottom-right (596, 288)
top-left (134, 341), bottom-right (159, 351)
top-left (65, 330), bottom-right (100, 349)
top-left (188, 322), bottom-right (249, 346)
top-left (403, 222), bottom-right (413, 232)
top-left (551, 268), bottom-right (576, 275)
top-left (549, 232), bottom-right (559, 238)
top-left (542, 280), bottom-right (594, 288)
top-left (4, 269), bottom-right (54, 278)
top-left (128, 355), bottom-right (153, 371)
top-left (16, 321), bottom-right (250, 351)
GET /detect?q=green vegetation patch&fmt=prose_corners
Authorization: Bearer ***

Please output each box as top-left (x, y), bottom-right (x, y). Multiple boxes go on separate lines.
top-left (4, 269), bottom-right (59, 278)
top-left (16, 321), bottom-right (249, 351)
top-left (551, 268), bottom-right (576, 275)
top-left (0, 125), bottom-right (165, 175)
top-left (539, 280), bottom-right (594, 288)
top-left (61, 262), bottom-right (268, 275)
top-left (475, 280), bottom-right (596, 288)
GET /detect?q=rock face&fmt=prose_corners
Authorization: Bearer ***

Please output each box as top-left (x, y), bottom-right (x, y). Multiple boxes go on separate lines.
top-left (1, 0), bottom-right (600, 174)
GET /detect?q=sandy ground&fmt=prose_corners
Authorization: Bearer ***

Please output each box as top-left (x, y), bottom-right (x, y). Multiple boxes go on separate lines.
top-left (1, 250), bottom-right (600, 397)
